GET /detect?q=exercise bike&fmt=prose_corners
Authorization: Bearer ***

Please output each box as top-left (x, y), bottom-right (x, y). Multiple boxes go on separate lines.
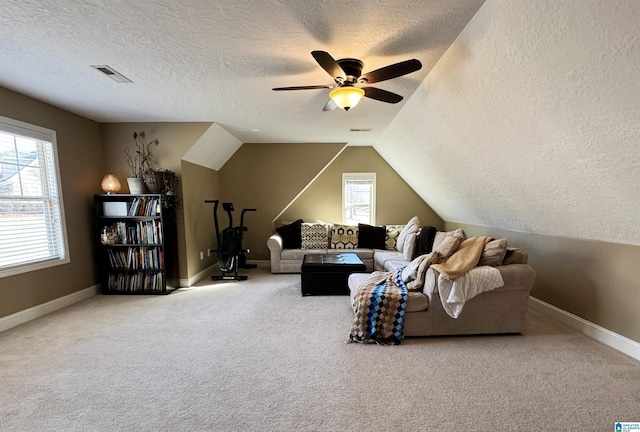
top-left (205, 200), bottom-right (256, 281)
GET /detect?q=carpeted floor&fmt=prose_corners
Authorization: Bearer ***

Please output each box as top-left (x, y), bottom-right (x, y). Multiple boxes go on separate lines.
top-left (1, 267), bottom-right (639, 431)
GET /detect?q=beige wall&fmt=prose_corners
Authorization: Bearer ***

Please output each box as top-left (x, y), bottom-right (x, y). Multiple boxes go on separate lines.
top-left (218, 143), bottom-right (348, 260)
top-left (219, 144), bottom-right (443, 261)
top-left (281, 146), bottom-right (443, 229)
top-left (181, 160), bottom-right (219, 278)
top-left (100, 122), bottom-right (211, 282)
top-left (0, 87), bottom-right (104, 318)
top-left (445, 222), bottom-right (640, 343)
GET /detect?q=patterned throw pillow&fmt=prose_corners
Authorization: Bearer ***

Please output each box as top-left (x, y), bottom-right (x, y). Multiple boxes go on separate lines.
top-left (331, 224), bottom-right (359, 249)
top-left (301, 223), bottom-right (330, 249)
top-left (385, 225), bottom-right (405, 250)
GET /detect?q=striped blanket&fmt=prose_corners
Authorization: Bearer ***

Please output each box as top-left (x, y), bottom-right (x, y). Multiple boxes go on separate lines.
top-left (348, 269), bottom-right (408, 345)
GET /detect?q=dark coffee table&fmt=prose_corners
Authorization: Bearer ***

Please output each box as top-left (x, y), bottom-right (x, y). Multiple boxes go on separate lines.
top-left (301, 253), bottom-right (366, 296)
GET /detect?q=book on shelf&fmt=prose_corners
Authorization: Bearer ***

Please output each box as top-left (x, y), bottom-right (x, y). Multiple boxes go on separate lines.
top-left (107, 272), bottom-right (164, 292)
top-left (127, 197), bottom-right (161, 217)
top-left (106, 247), bottom-right (163, 270)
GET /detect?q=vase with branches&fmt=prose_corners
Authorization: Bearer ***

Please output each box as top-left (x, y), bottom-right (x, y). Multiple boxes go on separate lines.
top-left (126, 131), bottom-right (158, 178)
top-left (124, 131), bottom-right (179, 210)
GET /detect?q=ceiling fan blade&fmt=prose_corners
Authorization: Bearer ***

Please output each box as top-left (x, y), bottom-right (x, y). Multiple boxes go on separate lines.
top-left (363, 87), bottom-right (404, 104)
top-left (311, 50), bottom-right (346, 81)
top-left (272, 85), bottom-right (332, 91)
top-left (360, 59), bottom-right (422, 84)
top-left (322, 99), bottom-right (338, 111)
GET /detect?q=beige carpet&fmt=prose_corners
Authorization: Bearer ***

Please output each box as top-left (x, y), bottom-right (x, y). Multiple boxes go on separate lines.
top-left (1, 268), bottom-right (639, 431)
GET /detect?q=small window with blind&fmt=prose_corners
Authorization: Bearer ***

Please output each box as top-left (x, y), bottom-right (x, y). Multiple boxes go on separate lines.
top-left (342, 173), bottom-right (376, 225)
top-left (0, 116), bottom-right (69, 278)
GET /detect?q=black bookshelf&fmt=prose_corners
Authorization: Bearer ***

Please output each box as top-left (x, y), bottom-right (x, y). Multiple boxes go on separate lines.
top-left (94, 194), bottom-right (175, 294)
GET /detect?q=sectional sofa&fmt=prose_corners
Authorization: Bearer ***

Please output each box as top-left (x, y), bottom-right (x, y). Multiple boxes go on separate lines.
top-left (267, 217), bottom-right (422, 273)
top-left (268, 218), bottom-right (537, 337)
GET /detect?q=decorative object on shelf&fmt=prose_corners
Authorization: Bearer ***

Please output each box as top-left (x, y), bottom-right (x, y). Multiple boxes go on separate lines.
top-left (124, 131), bottom-right (179, 209)
top-left (126, 131), bottom-right (158, 179)
top-left (125, 131), bottom-right (157, 194)
top-left (100, 174), bottom-right (121, 194)
top-left (126, 177), bottom-right (148, 194)
top-left (100, 226), bottom-right (118, 245)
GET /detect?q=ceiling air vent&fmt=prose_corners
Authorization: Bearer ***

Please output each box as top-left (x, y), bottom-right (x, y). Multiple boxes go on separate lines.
top-left (90, 65), bottom-right (132, 83)
top-left (350, 128), bottom-right (372, 132)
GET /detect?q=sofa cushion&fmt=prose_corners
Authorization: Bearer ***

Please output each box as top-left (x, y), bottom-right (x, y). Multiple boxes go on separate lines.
top-left (301, 223), bottom-right (330, 249)
top-left (330, 224), bottom-right (358, 249)
top-left (406, 291), bottom-right (430, 312)
top-left (385, 225), bottom-right (405, 250)
top-left (384, 260), bottom-right (409, 272)
top-left (374, 250), bottom-right (405, 270)
top-left (357, 223), bottom-right (386, 249)
top-left (275, 219), bottom-right (302, 249)
top-left (282, 248), bottom-right (326, 260)
top-left (478, 238), bottom-right (508, 266)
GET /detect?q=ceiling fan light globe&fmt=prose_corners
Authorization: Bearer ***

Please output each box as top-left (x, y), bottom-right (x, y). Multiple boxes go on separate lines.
top-left (329, 87), bottom-right (365, 111)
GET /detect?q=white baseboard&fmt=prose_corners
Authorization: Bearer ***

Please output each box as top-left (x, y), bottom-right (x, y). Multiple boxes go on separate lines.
top-left (179, 260), bottom-right (270, 287)
top-left (529, 296), bottom-right (640, 362)
top-left (180, 263), bottom-right (218, 287)
top-left (0, 284), bottom-right (100, 333)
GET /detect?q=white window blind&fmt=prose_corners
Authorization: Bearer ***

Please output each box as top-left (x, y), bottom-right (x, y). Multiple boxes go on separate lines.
top-left (342, 173), bottom-right (376, 225)
top-left (0, 116), bottom-right (69, 277)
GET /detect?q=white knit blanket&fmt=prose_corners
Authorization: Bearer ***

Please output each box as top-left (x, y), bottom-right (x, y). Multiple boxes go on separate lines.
top-left (437, 266), bottom-right (504, 318)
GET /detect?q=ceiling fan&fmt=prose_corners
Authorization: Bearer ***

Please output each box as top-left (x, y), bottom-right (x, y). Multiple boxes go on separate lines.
top-left (272, 50), bottom-right (422, 111)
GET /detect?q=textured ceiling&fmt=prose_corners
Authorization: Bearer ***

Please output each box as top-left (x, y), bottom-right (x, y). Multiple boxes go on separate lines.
top-left (0, 0), bottom-right (484, 145)
top-left (376, 0), bottom-right (640, 246)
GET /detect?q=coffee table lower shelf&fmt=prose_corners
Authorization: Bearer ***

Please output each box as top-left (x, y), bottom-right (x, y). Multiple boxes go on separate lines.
top-left (300, 253), bottom-right (366, 296)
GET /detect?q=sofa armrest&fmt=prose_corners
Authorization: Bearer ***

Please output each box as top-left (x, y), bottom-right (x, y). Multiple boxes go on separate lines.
top-left (423, 263), bottom-right (536, 299)
top-left (267, 233), bottom-right (284, 273)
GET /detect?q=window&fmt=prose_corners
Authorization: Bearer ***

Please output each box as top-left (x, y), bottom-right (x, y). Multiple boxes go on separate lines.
top-left (0, 116), bottom-right (69, 277)
top-left (342, 173), bottom-right (376, 225)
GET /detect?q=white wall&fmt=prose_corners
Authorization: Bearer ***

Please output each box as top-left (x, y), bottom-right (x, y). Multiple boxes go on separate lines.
top-left (376, 0), bottom-right (640, 246)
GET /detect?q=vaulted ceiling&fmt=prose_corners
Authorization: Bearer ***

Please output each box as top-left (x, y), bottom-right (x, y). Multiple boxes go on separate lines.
top-left (376, 1), bottom-right (640, 246)
top-left (0, 0), bottom-right (484, 145)
top-left (2, 0), bottom-right (639, 246)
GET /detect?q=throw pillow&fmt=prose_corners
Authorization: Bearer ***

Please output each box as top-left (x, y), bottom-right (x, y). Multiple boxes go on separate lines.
top-left (412, 225), bottom-right (437, 260)
top-left (478, 238), bottom-right (508, 266)
top-left (435, 235), bottom-right (461, 260)
top-left (385, 225), bottom-right (405, 250)
top-left (275, 219), bottom-right (302, 249)
top-left (503, 246), bottom-right (528, 265)
top-left (357, 223), bottom-right (386, 249)
top-left (301, 223), bottom-right (330, 249)
top-left (432, 228), bottom-right (467, 251)
top-left (396, 216), bottom-right (420, 253)
top-left (397, 216), bottom-right (420, 260)
top-left (330, 224), bottom-right (359, 249)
